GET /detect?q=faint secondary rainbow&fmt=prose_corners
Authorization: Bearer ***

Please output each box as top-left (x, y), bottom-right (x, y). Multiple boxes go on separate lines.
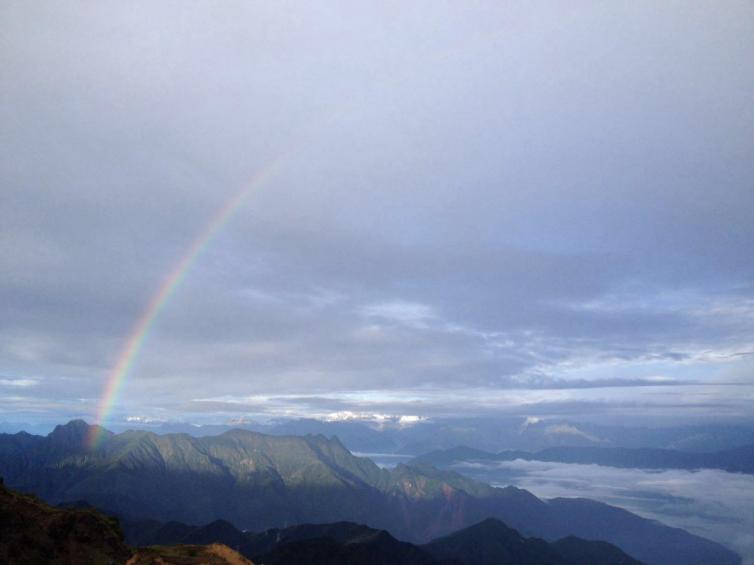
top-left (86, 151), bottom-right (291, 448)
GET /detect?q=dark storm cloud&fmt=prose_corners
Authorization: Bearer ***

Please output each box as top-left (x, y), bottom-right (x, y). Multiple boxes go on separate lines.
top-left (1, 1), bottom-right (753, 424)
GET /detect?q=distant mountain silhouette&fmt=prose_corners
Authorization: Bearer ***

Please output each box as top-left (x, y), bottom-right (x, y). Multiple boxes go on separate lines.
top-left (260, 417), bottom-right (754, 454)
top-left (83, 416), bottom-right (754, 455)
top-left (0, 420), bottom-right (741, 565)
top-left (412, 444), bottom-right (754, 474)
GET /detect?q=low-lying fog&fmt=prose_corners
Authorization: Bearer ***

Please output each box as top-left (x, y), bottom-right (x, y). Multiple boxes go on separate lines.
top-left (451, 459), bottom-right (754, 565)
top-left (362, 452), bottom-right (754, 563)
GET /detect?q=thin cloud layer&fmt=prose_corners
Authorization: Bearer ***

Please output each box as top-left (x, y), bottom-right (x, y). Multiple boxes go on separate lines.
top-left (1, 1), bottom-right (753, 426)
top-left (453, 460), bottom-right (754, 564)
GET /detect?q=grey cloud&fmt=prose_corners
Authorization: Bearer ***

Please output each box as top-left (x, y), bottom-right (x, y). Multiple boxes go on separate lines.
top-left (1, 1), bottom-right (753, 425)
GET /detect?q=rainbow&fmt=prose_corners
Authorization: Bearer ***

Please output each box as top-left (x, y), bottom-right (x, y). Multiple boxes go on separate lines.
top-left (86, 151), bottom-right (291, 448)
top-left (83, 25), bottom-right (519, 449)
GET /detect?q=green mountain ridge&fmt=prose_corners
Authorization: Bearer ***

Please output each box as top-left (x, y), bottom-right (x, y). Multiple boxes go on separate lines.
top-left (0, 420), bottom-right (741, 565)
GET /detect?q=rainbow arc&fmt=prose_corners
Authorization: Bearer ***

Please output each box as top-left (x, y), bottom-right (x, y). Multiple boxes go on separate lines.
top-left (86, 151), bottom-right (290, 448)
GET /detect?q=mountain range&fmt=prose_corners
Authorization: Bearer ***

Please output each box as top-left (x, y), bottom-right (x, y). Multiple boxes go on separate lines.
top-left (10, 417), bottom-right (753, 454)
top-left (411, 444), bottom-right (754, 474)
top-left (0, 420), bottom-right (741, 565)
top-left (1, 477), bottom-right (641, 564)
top-left (28, 416), bottom-right (752, 455)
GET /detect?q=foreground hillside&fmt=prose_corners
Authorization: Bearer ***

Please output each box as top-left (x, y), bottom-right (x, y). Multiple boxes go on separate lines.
top-left (0, 479), bottom-right (130, 564)
top-left (0, 480), bottom-right (250, 565)
top-left (122, 515), bottom-right (642, 565)
top-left (0, 420), bottom-right (741, 565)
top-left (127, 544), bottom-right (253, 565)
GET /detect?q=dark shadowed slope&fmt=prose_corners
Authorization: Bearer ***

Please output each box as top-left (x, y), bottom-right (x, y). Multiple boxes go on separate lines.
top-left (123, 515), bottom-right (642, 565)
top-left (0, 480), bottom-right (253, 564)
top-left (126, 519), bottom-right (443, 564)
top-left (423, 518), bottom-right (643, 565)
top-left (422, 517), bottom-right (569, 565)
top-left (0, 420), bottom-right (741, 565)
top-left (0, 479), bottom-right (131, 564)
top-left (553, 536), bottom-right (644, 565)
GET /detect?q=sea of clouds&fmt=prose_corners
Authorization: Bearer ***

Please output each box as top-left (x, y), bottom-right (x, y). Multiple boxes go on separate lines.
top-left (451, 459), bottom-right (754, 564)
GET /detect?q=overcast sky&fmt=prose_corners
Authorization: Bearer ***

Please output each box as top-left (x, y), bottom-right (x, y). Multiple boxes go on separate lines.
top-left (1, 1), bottom-right (753, 428)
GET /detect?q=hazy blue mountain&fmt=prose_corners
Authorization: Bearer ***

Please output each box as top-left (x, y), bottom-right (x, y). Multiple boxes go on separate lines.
top-left (412, 444), bottom-right (754, 474)
top-left (0, 421), bottom-right (60, 436)
top-left (123, 518), bottom-right (438, 563)
top-left (0, 420), bottom-right (741, 565)
top-left (264, 418), bottom-right (754, 454)
top-left (127, 519), bottom-right (443, 563)
top-left (28, 416), bottom-right (753, 456)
